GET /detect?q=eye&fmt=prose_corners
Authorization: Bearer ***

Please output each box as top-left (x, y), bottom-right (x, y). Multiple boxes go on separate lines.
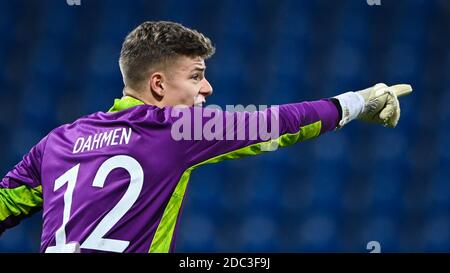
top-left (191, 74), bottom-right (200, 81)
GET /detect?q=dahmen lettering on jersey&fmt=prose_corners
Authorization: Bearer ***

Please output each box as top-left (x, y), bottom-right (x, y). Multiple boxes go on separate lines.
top-left (0, 96), bottom-right (340, 253)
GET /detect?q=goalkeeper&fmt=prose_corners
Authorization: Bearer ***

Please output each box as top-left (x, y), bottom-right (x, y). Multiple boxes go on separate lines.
top-left (0, 21), bottom-right (412, 253)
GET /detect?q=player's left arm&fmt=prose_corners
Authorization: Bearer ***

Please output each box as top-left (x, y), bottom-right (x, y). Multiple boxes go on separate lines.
top-left (174, 83), bottom-right (411, 168)
top-left (0, 135), bottom-right (48, 236)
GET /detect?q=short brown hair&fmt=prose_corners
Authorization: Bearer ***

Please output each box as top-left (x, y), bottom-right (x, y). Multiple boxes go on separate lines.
top-left (119, 21), bottom-right (215, 89)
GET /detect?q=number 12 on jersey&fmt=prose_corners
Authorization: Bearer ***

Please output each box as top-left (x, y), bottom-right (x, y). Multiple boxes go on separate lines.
top-left (45, 155), bottom-right (144, 253)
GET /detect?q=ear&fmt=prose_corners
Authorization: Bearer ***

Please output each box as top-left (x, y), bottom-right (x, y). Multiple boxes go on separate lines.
top-left (149, 72), bottom-right (165, 98)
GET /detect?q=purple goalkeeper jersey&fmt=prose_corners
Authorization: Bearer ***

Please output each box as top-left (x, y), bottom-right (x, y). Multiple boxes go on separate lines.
top-left (0, 96), bottom-right (340, 253)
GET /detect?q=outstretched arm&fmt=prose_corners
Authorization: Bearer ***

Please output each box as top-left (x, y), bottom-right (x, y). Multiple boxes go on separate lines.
top-left (172, 83), bottom-right (411, 168)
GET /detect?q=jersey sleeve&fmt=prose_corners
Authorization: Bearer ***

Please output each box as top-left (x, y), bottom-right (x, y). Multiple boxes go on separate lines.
top-left (170, 98), bottom-right (341, 168)
top-left (0, 135), bottom-right (48, 235)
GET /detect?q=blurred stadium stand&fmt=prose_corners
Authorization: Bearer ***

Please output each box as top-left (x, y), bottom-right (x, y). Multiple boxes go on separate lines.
top-left (0, 0), bottom-right (449, 252)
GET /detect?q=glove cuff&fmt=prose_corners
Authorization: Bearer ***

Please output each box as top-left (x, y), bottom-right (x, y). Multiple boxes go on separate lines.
top-left (333, 92), bottom-right (365, 128)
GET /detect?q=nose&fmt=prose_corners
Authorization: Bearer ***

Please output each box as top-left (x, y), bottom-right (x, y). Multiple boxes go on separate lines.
top-left (199, 78), bottom-right (213, 97)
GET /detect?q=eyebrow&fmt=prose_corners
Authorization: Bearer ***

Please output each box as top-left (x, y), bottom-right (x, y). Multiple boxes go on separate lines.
top-left (190, 66), bottom-right (206, 73)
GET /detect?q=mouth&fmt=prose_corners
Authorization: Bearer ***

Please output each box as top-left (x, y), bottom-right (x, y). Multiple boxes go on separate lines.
top-left (194, 94), bottom-right (205, 107)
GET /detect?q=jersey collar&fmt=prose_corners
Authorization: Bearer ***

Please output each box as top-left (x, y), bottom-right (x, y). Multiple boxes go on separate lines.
top-left (108, 96), bottom-right (145, 113)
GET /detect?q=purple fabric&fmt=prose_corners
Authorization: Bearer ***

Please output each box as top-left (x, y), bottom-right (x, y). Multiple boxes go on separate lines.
top-left (1, 99), bottom-right (339, 253)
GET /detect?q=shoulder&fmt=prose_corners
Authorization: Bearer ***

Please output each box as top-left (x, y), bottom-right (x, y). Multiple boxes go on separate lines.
top-left (49, 105), bottom-right (177, 136)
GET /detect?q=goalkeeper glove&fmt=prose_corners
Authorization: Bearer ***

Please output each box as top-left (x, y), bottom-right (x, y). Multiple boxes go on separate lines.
top-left (334, 83), bottom-right (413, 128)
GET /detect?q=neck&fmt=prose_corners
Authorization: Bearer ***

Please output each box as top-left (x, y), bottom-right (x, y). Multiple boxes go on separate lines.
top-left (123, 87), bottom-right (164, 108)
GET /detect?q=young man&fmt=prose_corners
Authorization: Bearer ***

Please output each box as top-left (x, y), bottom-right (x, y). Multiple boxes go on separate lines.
top-left (0, 21), bottom-right (411, 253)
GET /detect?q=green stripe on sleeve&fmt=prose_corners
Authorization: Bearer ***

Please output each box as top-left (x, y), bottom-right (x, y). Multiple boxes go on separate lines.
top-left (149, 120), bottom-right (322, 253)
top-left (0, 185), bottom-right (43, 221)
